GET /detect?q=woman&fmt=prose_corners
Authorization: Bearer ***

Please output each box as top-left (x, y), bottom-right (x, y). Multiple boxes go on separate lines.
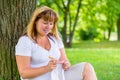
top-left (15, 6), bottom-right (97, 80)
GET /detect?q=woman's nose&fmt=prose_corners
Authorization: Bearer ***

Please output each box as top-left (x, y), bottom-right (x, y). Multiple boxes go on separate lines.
top-left (44, 24), bottom-right (49, 29)
top-left (46, 23), bottom-right (52, 27)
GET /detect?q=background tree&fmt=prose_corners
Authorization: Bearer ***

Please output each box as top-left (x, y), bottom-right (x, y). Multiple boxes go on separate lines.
top-left (105, 0), bottom-right (120, 40)
top-left (76, 0), bottom-right (120, 41)
top-left (0, 0), bottom-right (36, 79)
top-left (38, 0), bottom-right (120, 45)
top-left (116, 0), bottom-right (120, 41)
top-left (117, 14), bottom-right (120, 40)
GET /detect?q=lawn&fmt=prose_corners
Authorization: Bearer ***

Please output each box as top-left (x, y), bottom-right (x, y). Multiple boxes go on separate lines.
top-left (66, 41), bottom-right (120, 80)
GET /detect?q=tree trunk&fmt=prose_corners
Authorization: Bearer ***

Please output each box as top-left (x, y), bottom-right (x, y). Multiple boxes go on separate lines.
top-left (117, 14), bottom-right (120, 41)
top-left (61, 0), bottom-right (70, 47)
top-left (0, 0), bottom-right (36, 79)
top-left (108, 19), bottom-right (113, 40)
top-left (67, 0), bottom-right (82, 47)
top-left (62, 8), bottom-right (69, 47)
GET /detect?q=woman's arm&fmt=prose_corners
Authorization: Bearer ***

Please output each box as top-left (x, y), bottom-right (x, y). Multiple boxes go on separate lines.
top-left (16, 56), bottom-right (57, 79)
top-left (59, 48), bottom-right (71, 70)
top-left (59, 48), bottom-right (69, 61)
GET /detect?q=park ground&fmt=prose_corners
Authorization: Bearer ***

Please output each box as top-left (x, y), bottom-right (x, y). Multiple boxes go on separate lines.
top-left (66, 41), bottom-right (120, 80)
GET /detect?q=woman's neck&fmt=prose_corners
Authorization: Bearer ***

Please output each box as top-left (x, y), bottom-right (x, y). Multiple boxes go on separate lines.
top-left (35, 34), bottom-right (50, 50)
top-left (36, 33), bottom-right (47, 39)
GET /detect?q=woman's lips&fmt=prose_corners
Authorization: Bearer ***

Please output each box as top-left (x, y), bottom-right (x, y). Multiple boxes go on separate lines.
top-left (44, 29), bottom-right (49, 33)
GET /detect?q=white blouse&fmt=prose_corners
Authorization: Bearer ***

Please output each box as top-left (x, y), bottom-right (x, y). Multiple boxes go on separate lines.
top-left (15, 35), bottom-right (65, 80)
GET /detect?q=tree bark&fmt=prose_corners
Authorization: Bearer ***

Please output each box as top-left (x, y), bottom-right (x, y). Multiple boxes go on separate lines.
top-left (107, 18), bottom-right (113, 40)
top-left (0, 0), bottom-right (36, 79)
top-left (68, 0), bottom-right (82, 47)
top-left (117, 14), bottom-right (120, 41)
top-left (60, 0), bottom-right (83, 47)
top-left (62, 0), bottom-right (70, 47)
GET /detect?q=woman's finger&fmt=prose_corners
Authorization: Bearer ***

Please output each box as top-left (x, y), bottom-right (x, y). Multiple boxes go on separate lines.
top-left (57, 60), bottom-right (65, 64)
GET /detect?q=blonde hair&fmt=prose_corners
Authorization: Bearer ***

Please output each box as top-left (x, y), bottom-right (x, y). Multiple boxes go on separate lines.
top-left (23, 6), bottom-right (60, 40)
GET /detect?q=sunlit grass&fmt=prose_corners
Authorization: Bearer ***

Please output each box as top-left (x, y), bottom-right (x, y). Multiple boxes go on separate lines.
top-left (66, 41), bottom-right (120, 80)
top-left (72, 40), bottom-right (120, 48)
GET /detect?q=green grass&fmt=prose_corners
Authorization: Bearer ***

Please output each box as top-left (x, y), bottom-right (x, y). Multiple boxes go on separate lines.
top-left (66, 41), bottom-right (120, 80)
top-left (72, 41), bottom-right (120, 48)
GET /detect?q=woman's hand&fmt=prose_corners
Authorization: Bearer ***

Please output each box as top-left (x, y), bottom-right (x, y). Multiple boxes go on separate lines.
top-left (57, 60), bottom-right (71, 70)
top-left (46, 59), bottom-right (57, 72)
top-left (48, 56), bottom-right (71, 71)
top-left (62, 60), bottom-right (71, 70)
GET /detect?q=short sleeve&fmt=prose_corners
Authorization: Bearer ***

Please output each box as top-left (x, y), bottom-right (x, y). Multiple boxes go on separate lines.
top-left (48, 35), bottom-right (64, 49)
top-left (15, 36), bottom-right (32, 56)
top-left (56, 38), bottom-right (64, 49)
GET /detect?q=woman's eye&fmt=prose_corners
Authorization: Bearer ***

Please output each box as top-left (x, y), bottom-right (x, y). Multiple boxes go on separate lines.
top-left (50, 23), bottom-right (53, 25)
top-left (43, 21), bottom-right (53, 25)
top-left (44, 22), bottom-right (48, 24)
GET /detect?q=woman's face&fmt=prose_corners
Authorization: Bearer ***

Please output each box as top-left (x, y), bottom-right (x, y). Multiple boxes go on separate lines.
top-left (35, 18), bottom-right (54, 36)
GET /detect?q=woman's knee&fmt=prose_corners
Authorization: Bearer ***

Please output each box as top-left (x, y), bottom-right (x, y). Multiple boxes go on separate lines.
top-left (83, 62), bottom-right (95, 75)
top-left (83, 63), bottom-right (97, 80)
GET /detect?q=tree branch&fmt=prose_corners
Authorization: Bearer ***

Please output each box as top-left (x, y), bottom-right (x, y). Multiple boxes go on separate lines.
top-left (53, 0), bottom-right (64, 13)
top-left (61, 0), bottom-right (65, 8)
top-left (69, 0), bottom-right (82, 43)
top-left (72, 0), bottom-right (82, 35)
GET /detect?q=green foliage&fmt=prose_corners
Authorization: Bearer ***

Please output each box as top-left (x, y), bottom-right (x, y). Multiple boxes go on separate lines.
top-left (79, 26), bottom-right (100, 40)
top-left (77, 0), bottom-right (120, 40)
top-left (37, 0), bottom-right (54, 7)
top-left (36, 0), bottom-right (120, 42)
